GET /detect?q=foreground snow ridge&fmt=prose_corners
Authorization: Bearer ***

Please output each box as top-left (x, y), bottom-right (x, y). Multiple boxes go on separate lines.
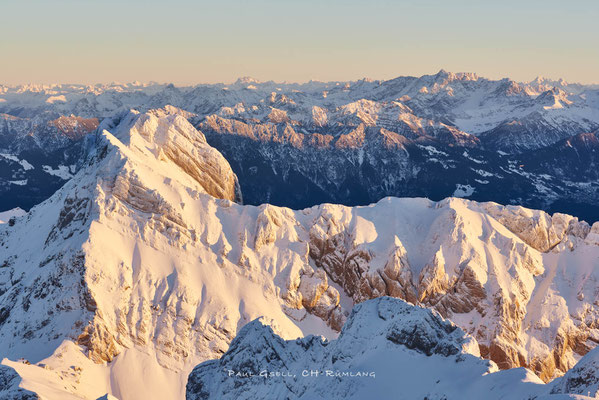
top-left (186, 297), bottom-right (595, 400)
top-left (0, 108), bottom-right (598, 400)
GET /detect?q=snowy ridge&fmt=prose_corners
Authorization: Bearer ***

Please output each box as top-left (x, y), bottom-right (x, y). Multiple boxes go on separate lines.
top-left (187, 297), bottom-right (594, 400)
top-left (0, 109), bottom-right (598, 399)
top-left (0, 208), bottom-right (26, 224)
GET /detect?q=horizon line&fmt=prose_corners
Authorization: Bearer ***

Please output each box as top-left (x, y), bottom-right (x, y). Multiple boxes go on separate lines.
top-left (2, 69), bottom-right (598, 88)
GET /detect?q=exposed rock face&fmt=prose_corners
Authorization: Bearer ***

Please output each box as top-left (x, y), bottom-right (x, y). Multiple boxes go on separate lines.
top-left (48, 115), bottom-right (99, 141)
top-left (480, 203), bottom-right (590, 252)
top-left (200, 122), bottom-right (599, 225)
top-left (187, 75), bottom-right (599, 223)
top-left (186, 297), bottom-right (551, 400)
top-left (0, 365), bottom-right (40, 400)
top-left (299, 199), bottom-right (599, 382)
top-left (551, 346), bottom-right (599, 397)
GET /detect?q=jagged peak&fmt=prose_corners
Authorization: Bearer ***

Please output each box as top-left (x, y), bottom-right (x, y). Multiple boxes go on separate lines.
top-left (234, 76), bottom-right (261, 85)
top-left (494, 79), bottom-right (527, 96)
top-left (93, 107), bottom-right (240, 202)
top-left (528, 75), bottom-right (571, 89)
top-left (186, 298), bottom-right (508, 400)
top-left (535, 87), bottom-right (573, 109)
top-left (98, 107), bottom-right (198, 142)
top-left (434, 69), bottom-right (479, 82)
top-left (225, 297), bottom-right (481, 361)
top-left (529, 75), bottom-right (569, 85)
top-left (339, 297), bottom-right (481, 357)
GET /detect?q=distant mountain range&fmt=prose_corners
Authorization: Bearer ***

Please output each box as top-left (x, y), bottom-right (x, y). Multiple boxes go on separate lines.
top-left (1, 70), bottom-right (598, 222)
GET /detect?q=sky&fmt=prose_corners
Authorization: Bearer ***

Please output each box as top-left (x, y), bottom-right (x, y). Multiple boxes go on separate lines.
top-left (1, 0), bottom-right (598, 85)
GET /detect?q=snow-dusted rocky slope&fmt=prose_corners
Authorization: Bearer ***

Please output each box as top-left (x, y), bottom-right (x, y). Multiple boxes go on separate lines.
top-left (2, 71), bottom-right (599, 222)
top-left (551, 345), bottom-right (599, 397)
top-left (0, 109), bottom-right (598, 399)
top-left (187, 297), bottom-right (592, 400)
top-left (0, 112), bottom-right (97, 213)
top-left (0, 208), bottom-right (26, 224)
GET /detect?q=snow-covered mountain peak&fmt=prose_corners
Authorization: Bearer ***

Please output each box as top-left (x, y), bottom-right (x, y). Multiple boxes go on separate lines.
top-left (530, 75), bottom-right (570, 87)
top-left (339, 296), bottom-right (482, 358)
top-left (234, 76), bottom-right (261, 86)
top-left (535, 87), bottom-right (574, 109)
top-left (96, 108), bottom-right (240, 202)
top-left (0, 109), bottom-right (250, 398)
top-left (434, 69), bottom-right (479, 83)
top-left (186, 297), bottom-right (560, 400)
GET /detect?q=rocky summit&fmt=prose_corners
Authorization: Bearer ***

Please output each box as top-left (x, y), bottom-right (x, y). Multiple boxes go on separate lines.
top-left (186, 297), bottom-right (599, 400)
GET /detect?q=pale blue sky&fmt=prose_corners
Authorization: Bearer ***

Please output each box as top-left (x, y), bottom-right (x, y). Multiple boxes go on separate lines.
top-left (1, 0), bottom-right (597, 84)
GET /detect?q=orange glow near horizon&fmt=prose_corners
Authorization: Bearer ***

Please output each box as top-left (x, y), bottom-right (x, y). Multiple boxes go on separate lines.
top-left (1, 0), bottom-right (598, 85)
